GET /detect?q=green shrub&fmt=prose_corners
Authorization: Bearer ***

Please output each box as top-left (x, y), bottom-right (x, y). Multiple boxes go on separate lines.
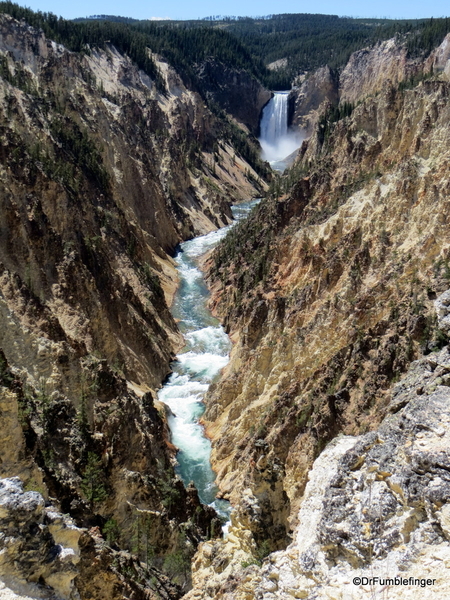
top-left (81, 452), bottom-right (108, 508)
top-left (103, 518), bottom-right (120, 545)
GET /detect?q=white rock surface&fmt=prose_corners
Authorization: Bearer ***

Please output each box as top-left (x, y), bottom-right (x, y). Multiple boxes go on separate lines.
top-left (0, 478), bottom-right (82, 600)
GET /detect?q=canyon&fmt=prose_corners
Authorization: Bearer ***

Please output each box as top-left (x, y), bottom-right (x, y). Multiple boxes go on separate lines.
top-left (1, 8), bottom-right (450, 600)
top-left (0, 10), bottom-right (266, 598)
top-left (191, 33), bottom-right (450, 599)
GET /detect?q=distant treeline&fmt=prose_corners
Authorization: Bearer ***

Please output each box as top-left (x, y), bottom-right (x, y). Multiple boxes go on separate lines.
top-left (74, 12), bottom-right (450, 89)
top-left (170, 13), bottom-right (450, 87)
top-left (73, 14), bottom-right (140, 24)
top-left (1, 3), bottom-right (450, 91)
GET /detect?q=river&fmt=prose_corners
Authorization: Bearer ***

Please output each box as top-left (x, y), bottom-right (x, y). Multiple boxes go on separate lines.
top-left (157, 199), bottom-right (260, 520)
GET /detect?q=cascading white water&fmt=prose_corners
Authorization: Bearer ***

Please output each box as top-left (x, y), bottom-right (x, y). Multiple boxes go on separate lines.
top-left (157, 200), bottom-right (259, 523)
top-left (259, 92), bottom-right (289, 146)
top-left (259, 91), bottom-right (303, 168)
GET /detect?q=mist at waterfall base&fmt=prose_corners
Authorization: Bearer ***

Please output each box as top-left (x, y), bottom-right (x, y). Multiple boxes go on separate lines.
top-left (157, 200), bottom-right (259, 522)
top-left (259, 91), bottom-right (304, 170)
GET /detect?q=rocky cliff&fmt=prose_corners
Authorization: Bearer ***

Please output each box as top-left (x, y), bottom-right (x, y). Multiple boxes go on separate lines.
top-left (194, 59), bottom-right (272, 136)
top-left (0, 11), bottom-right (267, 598)
top-left (288, 66), bottom-right (338, 133)
top-left (338, 38), bottom-right (413, 103)
top-left (289, 33), bottom-right (450, 135)
top-left (188, 295), bottom-right (450, 599)
top-left (0, 476), bottom-right (185, 600)
top-left (191, 50), bottom-right (450, 598)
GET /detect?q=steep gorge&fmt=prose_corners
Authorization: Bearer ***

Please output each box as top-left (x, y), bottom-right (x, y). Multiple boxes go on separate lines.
top-left (186, 35), bottom-right (450, 599)
top-left (0, 11), bottom-right (268, 598)
top-left (3, 9), bottom-right (450, 600)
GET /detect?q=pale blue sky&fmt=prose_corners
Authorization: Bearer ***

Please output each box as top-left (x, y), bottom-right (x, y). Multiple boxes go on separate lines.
top-left (14, 0), bottom-right (450, 21)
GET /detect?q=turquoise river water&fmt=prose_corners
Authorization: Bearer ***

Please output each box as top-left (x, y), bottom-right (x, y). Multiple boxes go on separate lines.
top-left (157, 199), bottom-right (259, 519)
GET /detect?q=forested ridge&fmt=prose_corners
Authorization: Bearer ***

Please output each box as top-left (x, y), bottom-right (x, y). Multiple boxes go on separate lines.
top-left (1, 3), bottom-right (449, 91)
top-left (76, 12), bottom-right (450, 89)
top-left (0, 2), bottom-right (267, 89)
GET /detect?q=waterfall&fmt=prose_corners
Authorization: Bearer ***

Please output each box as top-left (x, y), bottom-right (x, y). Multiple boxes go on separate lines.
top-left (259, 92), bottom-right (289, 146)
top-left (259, 91), bottom-right (303, 168)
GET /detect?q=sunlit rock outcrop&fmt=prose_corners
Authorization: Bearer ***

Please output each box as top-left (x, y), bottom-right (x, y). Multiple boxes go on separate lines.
top-left (192, 38), bottom-right (450, 599)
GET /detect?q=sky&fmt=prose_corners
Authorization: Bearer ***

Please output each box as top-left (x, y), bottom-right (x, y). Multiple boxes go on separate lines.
top-left (13, 0), bottom-right (450, 21)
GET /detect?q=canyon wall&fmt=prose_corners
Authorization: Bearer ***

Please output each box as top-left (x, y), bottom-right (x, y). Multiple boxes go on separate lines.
top-left (289, 33), bottom-right (450, 133)
top-left (189, 298), bottom-right (450, 599)
top-left (194, 58), bottom-right (272, 136)
top-left (289, 66), bottom-right (338, 133)
top-left (192, 50), bottom-right (450, 598)
top-left (0, 12), bottom-right (267, 598)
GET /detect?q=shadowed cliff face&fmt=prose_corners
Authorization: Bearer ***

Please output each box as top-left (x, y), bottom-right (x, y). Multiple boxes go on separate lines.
top-left (0, 13), bottom-right (268, 388)
top-left (289, 66), bottom-right (339, 134)
top-left (0, 13), bottom-right (269, 596)
top-left (194, 59), bottom-right (272, 136)
top-left (192, 72), bottom-right (450, 596)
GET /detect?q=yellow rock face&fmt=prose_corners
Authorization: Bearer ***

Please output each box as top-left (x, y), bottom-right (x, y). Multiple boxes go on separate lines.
top-left (192, 47), bottom-right (450, 599)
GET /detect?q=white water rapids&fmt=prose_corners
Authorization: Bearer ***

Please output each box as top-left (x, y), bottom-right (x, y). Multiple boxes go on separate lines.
top-left (259, 91), bottom-right (303, 170)
top-left (157, 200), bottom-right (259, 521)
